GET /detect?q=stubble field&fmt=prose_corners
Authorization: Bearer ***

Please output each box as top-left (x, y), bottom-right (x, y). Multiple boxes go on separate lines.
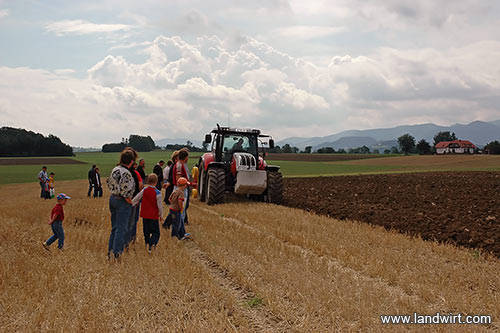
top-left (1, 180), bottom-right (499, 331)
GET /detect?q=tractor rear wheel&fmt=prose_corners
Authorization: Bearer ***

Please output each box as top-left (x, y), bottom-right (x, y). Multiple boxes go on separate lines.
top-left (199, 167), bottom-right (207, 202)
top-left (266, 171), bottom-right (283, 204)
top-left (207, 168), bottom-right (225, 205)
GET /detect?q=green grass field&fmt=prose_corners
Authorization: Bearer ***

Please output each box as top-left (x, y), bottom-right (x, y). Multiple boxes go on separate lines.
top-left (1, 153), bottom-right (499, 185)
top-left (0, 151), bottom-right (202, 185)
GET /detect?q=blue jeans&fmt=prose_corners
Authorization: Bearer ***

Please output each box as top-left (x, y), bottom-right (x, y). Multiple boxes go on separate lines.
top-left (173, 186), bottom-right (190, 224)
top-left (40, 181), bottom-right (46, 198)
top-left (126, 205), bottom-right (139, 244)
top-left (108, 195), bottom-right (132, 257)
top-left (46, 220), bottom-right (64, 249)
top-left (171, 210), bottom-right (185, 239)
top-left (182, 188), bottom-right (190, 223)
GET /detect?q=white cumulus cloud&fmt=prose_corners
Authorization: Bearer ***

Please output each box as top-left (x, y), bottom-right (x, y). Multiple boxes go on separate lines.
top-left (45, 19), bottom-right (132, 36)
top-left (1, 34), bottom-right (500, 145)
top-left (0, 8), bottom-right (9, 18)
top-left (271, 25), bottom-right (346, 40)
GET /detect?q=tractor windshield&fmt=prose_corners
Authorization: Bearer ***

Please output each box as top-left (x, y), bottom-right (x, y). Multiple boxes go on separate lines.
top-left (222, 134), bottom-right (257, 159)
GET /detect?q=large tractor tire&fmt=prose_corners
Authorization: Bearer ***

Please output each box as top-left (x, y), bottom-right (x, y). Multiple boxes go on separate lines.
top-left (266, 171), bottom-right (283, 204)
top-left (198, 167), bottom-right (207, 202)
top-left (207, 168), bottom-right (225, 205)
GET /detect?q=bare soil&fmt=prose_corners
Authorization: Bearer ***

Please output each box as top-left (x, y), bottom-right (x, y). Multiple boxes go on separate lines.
top-left (0, 158), bottom-right (85, 165)
top-left (266, 153), bottom-right (385, 162)
top-left (283, 172), bottom-right (500, 257)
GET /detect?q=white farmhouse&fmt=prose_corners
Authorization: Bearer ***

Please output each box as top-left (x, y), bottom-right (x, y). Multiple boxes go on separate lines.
top-left (435, 140), bottom-right (476, 154)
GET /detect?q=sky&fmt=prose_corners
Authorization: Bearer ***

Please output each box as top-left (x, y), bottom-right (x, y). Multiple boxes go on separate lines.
top-left (0, 0), bottom-right (499, 147)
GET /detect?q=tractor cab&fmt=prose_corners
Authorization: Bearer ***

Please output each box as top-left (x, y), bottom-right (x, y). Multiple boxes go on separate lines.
top-left (204, 126), bottom-right (274, 163)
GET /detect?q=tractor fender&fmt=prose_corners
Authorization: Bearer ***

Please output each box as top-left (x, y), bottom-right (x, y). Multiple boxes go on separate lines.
top-left (265, 165), bottom-right (281, 172)
top-left (207, 161), bottom-right (225, 170)
top-left (199, 152), bottom-right (215, 171)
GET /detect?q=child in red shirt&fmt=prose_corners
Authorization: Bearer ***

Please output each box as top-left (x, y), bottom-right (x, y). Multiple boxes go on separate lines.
top-left (132, 174), bottom-right (163, 253)
top-left (43, 193), bottom-right (71, 250)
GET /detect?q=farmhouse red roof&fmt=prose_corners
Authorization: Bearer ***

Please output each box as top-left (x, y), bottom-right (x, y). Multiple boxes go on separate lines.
top-left (435, 140), bottom-right (476, 148)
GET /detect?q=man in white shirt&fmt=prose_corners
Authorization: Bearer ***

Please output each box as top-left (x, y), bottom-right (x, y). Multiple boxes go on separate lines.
top-left (163, 160), bottom-right (172, 185)
top-left (38, 166), bottom-right (48, 199)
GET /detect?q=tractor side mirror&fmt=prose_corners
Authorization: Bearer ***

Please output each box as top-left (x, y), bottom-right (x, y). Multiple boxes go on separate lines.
top-left (204, 134), bottom-right (212, 144)
top-left (269, 139), bottom-right (275, 149)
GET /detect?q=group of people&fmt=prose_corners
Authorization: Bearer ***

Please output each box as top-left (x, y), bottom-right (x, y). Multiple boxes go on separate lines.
top-left (87, 165), bottom-right (103, 198)
top-left (37, 166), bottom-right (56, 199)
top-left (107, 147), bottom-right (194, 259)
top-left (41, 147), bottom-right (196, 257)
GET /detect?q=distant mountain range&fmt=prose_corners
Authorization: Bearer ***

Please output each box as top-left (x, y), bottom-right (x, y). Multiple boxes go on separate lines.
top-left (277, 120), bottom-right (500, 151)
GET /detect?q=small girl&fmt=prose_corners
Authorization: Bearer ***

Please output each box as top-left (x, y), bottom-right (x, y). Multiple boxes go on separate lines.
top-left (132, 174), bottom-right (163, 253)
top-left (48, 172), bottom-right (55, 198)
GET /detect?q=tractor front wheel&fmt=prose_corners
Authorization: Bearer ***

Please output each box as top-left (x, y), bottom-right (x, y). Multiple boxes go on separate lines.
top-left (199, 166), bottom-right (208, 202)
top-left (207, 168), bottom-right (225, 205)
top-left (266, 171), bottom-right (283, 204)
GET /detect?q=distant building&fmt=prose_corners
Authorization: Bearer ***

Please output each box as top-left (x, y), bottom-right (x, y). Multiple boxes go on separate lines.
top-left (435, 140), bottom-right (476, 154)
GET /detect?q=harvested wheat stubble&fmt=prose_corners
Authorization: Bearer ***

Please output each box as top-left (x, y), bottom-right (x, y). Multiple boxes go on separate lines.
top-left (190, 202), bottom-right (500, 332)
top-left (283, 172), bottom-right (500, 257)
top-left (0, 180), bottom-right (251, 331)
top-left (1, 179), bottom-right (498, 331)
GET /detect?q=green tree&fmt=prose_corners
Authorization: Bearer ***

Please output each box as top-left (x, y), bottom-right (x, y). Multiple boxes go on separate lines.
top-left (398, 134), bottom-right (416, 155)
top-left (128, 135), bottom-right (155, 152)
top-left (391, 146), bottom-right (400, 154)
top-left (484, 140), bottom-right (500, 154)
top-left (416, 139), bottom-right (431, 155)
top-left (282, 144), bottom-right (293, 153)
top-left (384, 149), bottom-right (391, 154)
top-left (433, 131), bottom-right (457, 146)
top-left (0, 127), bottom-right (73, 156)
top-left (303, 146), bottom-right (312, 154)
top-left (373, 149), bottom-right (380, 154)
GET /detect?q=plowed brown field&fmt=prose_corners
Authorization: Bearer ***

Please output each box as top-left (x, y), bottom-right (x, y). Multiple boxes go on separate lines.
top-left (267, 153), bottom-right (383, 162)
top-left (283, 172), bottom-right (500, 257)
top-left (0, 158), bottom-right (84, 165)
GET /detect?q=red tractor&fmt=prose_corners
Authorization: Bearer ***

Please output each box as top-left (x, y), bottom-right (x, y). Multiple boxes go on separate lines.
top-left (197, 125), bottom-right (283, 205)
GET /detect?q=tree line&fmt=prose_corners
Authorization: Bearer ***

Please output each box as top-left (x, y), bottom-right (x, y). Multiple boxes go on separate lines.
top-left (102, 135), bottom-right (156, 152)
top-left (0, 127), bottom-right (73, 157)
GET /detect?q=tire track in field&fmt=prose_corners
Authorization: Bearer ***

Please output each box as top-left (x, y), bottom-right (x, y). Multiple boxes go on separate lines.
top-left (194, 203), bottom-right (500, 332)
top-left (191, 203), bottom-right (422, 307)
top-left (183, 238), bottom-right (285, 332)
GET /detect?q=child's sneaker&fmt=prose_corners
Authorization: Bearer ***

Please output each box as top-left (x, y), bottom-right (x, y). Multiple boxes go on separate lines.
top-left (181, 233), bottom-right (191, 240)
top-left (42, 241), bottom-right (50, 251)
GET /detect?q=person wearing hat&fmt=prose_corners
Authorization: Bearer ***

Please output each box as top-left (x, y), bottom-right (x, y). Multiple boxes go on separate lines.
top-left (42, 193), bottom-right (71, 251)
top-left (168, 177), bottom-right (191, 240)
